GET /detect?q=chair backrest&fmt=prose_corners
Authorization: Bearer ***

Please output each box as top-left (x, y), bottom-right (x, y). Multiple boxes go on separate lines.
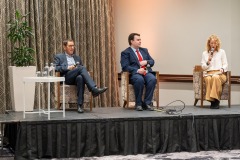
top-left (194, 65), bottom-right (203, 72)
top-left (121, 72), bottom-right (130, 101)
top-left (193, 65), bottom-right (204, 99)
top-left (221, 71), bottom-right (231, 100)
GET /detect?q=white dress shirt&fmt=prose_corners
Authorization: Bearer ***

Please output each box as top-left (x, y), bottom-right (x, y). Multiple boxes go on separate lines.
top-left (65, 53), bottom-right (76, 66)
top-left (201, 49), bottom-right (228, 72)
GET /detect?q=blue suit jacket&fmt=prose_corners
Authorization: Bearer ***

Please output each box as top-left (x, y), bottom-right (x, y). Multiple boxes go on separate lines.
top-left (54, 53), bottom-right (83, 76)
top-left (120, 47), bottom-right (154, 75)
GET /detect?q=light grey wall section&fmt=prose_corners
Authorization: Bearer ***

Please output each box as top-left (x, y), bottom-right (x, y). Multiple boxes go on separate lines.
top-left (230, 0), bottom-right (240, 76)
top-left (114, 0), bottom-right (240, 74)
top-left (114, 0), bottom-right (240, 106)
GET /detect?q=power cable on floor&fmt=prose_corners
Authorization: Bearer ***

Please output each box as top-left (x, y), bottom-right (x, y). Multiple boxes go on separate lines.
top-left (155, 100), bottom-right (185, 115)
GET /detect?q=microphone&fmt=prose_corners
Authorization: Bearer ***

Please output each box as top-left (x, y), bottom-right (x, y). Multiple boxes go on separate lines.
top-left (207, 48), bottom-right (214, 65)
top-left (74, 62), bottom-right (79, 67)
top-left (210, 48), bottom-right (214, 56)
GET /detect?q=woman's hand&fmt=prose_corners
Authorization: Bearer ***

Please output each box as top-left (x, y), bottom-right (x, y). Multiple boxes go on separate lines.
top-left (220, 68), bottom-right (224, 73)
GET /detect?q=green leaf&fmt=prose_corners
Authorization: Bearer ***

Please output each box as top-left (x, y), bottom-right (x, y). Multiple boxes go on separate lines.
top-left (7, 10), bottom-right (35, 66)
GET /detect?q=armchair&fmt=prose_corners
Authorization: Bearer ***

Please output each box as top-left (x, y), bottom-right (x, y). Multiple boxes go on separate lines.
top-left (55, 72), bottom-right (93, 111)
top-left (121, 71), bottom-right (159, 108)
top-left (193, 65), bottom-right (231, 108)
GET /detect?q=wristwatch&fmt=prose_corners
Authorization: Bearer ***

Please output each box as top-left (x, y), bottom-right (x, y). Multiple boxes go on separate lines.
top-left (146, 60), bottom-right (150, 67)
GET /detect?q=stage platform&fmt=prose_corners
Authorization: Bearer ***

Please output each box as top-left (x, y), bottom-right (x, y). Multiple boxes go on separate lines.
top-left (2, 105), bottom-right (240, 159)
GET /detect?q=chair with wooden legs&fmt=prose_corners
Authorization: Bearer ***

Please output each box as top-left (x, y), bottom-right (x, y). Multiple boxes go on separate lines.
top-left (121, 71), bottom-right (160, 108)
top-left (193, 65), bottom-right (231, 108)
top-left (55, 72), bottom-right (93, 111)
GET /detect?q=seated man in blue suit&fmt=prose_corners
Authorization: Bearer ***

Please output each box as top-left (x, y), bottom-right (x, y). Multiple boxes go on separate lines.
top-left (54, 39), bottom-right (108, 113)
top-left (120, 33), bottom-right (157, 111)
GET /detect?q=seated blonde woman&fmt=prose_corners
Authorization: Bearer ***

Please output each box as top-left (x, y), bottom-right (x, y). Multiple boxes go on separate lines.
top-left (201, 35), bottom-right (228, 109)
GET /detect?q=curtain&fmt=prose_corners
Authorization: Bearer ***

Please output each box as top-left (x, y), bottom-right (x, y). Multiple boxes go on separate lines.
top-left (12, 115), bottom-right (240, 159)
top-left (0, 0), bottom-right (120, 113)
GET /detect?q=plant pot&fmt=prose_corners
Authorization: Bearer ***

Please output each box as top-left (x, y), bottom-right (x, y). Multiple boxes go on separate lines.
top-left (9, 66), bottom-right (36, 111)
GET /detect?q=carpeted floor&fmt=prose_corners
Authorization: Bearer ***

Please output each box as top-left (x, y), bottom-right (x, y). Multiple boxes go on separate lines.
top-left (2, 149), bottom-right (240, 159)
top-left (0, 147), bottom-right (14, 160)
top-left (76, 150), bottom-right (240, 160)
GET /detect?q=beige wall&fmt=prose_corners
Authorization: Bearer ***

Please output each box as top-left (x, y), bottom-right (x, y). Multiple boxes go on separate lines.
top-left (114, 0), bottom-right (240, 106)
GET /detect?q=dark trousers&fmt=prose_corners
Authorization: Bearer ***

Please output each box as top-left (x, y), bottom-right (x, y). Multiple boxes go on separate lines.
top-left (130, 72), bottom-right (157, 106)
top-left (65, 66), bottom-right (96, 105)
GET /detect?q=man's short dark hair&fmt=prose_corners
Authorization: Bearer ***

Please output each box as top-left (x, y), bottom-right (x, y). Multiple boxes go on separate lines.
top-left (63, 39), bottom-right (74, 46)
top-left (128, 33), bottom-right (140, 46)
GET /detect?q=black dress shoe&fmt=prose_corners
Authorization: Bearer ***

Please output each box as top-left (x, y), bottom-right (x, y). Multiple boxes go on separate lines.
top-left (92, 87), bottom-right (108, 97)
top-left (210, 100), bottom-right (220, 109)
top-left (210, 101), bottom-right (214, 108)
top-left (143, 103), bottom-right (154, 111)
top-left (211, 105), bottom-right (219, 109)
top-left (77, 104), bottom-right (84, 113)
top-left (135, 105), bottom-right (143, 111)
top-left (210, 101), bottom-right (214, 106)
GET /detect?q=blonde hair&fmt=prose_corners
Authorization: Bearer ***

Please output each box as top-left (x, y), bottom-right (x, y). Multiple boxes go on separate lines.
top-left (206, 35), bottom-right (221, 52)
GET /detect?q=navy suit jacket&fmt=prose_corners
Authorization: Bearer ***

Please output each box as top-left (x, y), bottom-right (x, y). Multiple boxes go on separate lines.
top-left (120, 47), bottom-right (154, 75)
top-left (54, 53), bottom-right (83, 76)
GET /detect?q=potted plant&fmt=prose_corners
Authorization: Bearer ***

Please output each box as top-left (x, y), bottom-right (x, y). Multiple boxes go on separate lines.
top-left (7, 10), bottom-right (36, 111)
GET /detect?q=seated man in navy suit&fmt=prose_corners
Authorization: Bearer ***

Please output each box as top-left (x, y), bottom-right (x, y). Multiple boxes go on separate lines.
top-left (120, 33), bottom-right (157, 111)
top-left (54, 39), bottom-right (108, 113)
